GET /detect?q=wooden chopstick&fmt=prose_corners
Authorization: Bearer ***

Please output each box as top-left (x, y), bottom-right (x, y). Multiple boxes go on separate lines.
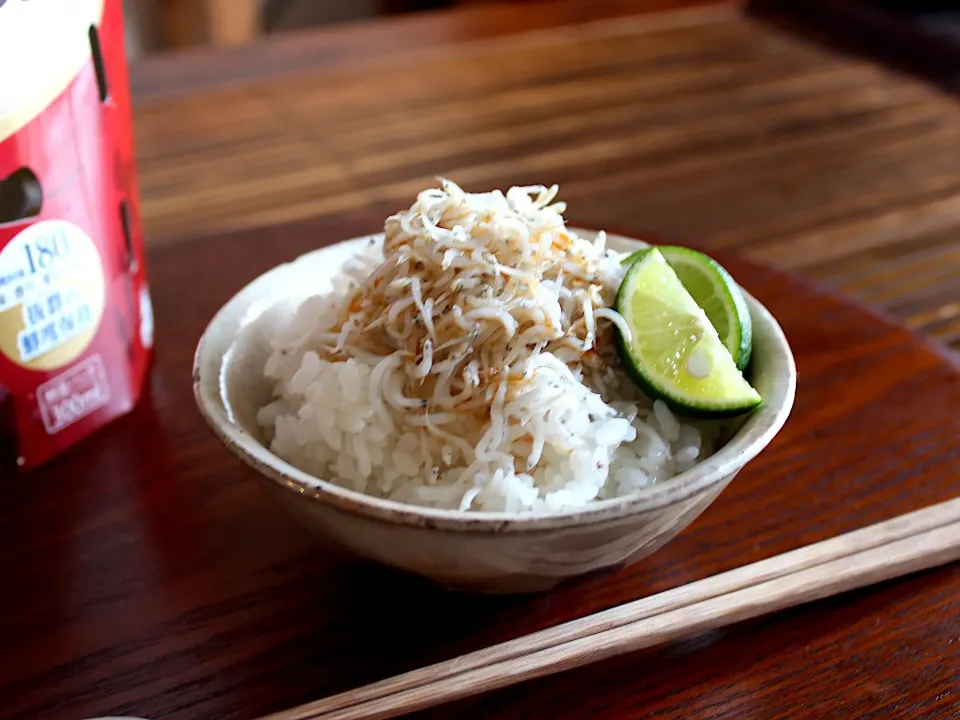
top-left (257, 498), bottom-right (960, 720)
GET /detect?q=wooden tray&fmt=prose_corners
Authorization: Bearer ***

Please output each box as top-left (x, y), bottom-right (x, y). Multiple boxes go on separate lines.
top-left (1, 215), bottom-right (958, 719)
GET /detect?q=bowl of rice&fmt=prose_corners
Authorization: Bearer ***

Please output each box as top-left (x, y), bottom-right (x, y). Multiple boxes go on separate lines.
top-left (194, 181), bottom-right (795, 593)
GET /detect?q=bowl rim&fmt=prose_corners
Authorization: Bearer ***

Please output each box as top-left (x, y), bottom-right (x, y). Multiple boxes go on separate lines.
top-left (193, 230), bottom-right (796, 534)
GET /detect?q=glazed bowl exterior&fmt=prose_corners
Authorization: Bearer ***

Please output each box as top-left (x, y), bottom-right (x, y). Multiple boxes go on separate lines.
top-left (194, 231), bottom-right (796, 593)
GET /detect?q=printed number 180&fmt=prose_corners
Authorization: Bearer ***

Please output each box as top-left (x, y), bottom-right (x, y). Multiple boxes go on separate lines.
top-left (23, 229), bottom-right (70, 274)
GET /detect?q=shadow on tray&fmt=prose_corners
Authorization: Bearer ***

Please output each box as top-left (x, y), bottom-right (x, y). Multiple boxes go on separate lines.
top-left (748, 0), bottom-right (960, 93)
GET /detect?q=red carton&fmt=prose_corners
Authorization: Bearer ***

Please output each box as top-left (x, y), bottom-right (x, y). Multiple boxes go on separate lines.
top-left (0, 0), bottom-right (152, 470)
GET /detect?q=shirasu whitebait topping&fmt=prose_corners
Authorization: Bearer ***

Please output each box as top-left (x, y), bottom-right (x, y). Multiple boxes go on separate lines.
top-left (258, 180), bottom-right (716, 513)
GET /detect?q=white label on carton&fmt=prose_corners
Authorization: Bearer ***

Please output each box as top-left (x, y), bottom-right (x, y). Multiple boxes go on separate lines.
top-left (0, 219), bottom-right (107, 371)
top-left (0, 0), bottom-right (105, 141)
top-left (36, 353), bottom-right (111, 435)
top-left (139, 286), bottom-right (154, 350)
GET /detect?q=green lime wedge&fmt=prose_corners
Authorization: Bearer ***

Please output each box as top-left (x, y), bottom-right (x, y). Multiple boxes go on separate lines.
top-left (622, 246), bottom-right (752, 370)
top-left (615, 248), bottom-right (761, 417)
top-left (658, 246), bottom-right (752, 371)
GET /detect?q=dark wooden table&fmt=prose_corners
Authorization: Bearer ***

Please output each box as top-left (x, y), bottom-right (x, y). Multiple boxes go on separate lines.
top-left (130, 0), bottom-right (960, 354)
top-left (2, 2), bottom-right (959, 719)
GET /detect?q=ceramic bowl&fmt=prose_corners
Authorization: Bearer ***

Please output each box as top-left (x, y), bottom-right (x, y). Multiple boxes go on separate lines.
top-left (193, 231), bottom-right (796, 593)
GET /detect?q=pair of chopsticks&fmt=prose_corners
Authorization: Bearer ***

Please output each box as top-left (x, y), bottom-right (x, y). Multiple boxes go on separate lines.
top-left (257, 497), bottom-right (960, 720)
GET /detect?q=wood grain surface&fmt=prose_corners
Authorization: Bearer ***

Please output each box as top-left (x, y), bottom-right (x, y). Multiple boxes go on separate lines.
top-left (2, 2), bottom-right (960, 718)
top-left (0, 212), bottom-right (958, 719)
top-left (128, 1), bottom-right (960, 354)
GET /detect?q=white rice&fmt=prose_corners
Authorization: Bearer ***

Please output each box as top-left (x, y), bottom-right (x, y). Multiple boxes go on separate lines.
top-left (257, 180), bottom-right (719, 513)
